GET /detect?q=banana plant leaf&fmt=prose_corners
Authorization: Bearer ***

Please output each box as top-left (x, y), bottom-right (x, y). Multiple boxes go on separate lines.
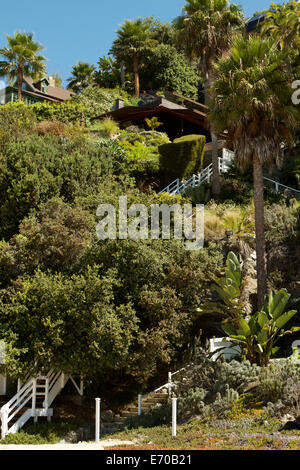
top-left (275, 310), bottom-right (297, 329)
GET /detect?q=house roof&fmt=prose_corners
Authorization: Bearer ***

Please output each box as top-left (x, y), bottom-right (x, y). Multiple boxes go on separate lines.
top-left (23, 77), bottom-right (75, 102)
top-left (93, 95), bottom-right (208, 129)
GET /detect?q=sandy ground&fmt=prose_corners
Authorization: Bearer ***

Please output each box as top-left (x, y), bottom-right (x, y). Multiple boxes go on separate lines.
top-left (0, 439), bottom-right (135, 451)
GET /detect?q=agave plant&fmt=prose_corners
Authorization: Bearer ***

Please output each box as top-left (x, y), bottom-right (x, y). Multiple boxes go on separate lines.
top-left (222, 289), bottom-right (299, 366)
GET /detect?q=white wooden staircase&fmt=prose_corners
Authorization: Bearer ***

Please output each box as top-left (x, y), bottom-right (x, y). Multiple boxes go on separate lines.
top-left (160, 148), bottom-right (300, 199)
top-left (0, 370), bottom-right (82, 439)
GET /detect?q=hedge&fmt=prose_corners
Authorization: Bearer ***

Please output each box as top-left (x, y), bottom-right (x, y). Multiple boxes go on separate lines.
top-left (159, 134), bottom-right (206, 180)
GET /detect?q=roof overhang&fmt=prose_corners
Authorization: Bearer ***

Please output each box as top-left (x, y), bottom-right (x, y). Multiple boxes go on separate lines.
top-left (93, 104), bottom-right (208, 129)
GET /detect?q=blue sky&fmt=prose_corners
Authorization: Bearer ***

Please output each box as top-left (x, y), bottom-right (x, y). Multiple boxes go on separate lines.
top-left (0, 0), bottom-right (284, 86)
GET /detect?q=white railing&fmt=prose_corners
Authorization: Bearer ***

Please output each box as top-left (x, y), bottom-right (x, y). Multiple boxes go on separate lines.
top-left (159, 148), bottom-right (300, 199)
top-left (159, 149), bottom-right (233, 196)
top-left (0, 378), bottom-right (36, 439)
top-left (137, 363), bottom-right (195, 416)
top-left (0, 369), bottom-right (82, 439)
top-left (263, 177), bottom-right (300, 198)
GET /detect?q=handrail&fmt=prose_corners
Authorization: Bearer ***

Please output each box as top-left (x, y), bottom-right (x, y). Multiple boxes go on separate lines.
top-left (1, 369), bottom-right (77, 438)
top-left (1, 378), bottom-right (34, 411)
top-left (263, 177), bottom-right (300, 196)
top-left (159, 149), bottom-right (299, 199)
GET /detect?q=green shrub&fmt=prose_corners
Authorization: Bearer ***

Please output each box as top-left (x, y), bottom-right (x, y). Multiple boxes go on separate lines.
top-left (0, 102), bottom-right (36, 143)
top-left (185, 183), bottom-right (212, 204)
top-left (91, 118), bottom-right (120, 137)
top-left (0, 420), bottom-right (77, 445)
top-left (159, 134), bottom-right (206, 180)
top-left (31, 101), bottom-right (85, 124)
top-left (265, 200), bottom-right (299, 247)
top-left (0, 135), bottom-right (128, 239)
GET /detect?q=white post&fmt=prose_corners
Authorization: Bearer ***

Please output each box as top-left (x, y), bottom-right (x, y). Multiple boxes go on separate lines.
top-left (168, 372), bottom-right (172, 399)
top-left (44, 378), bottom-right (49, 410)
top-left (95, 398), bottom-right (101, 443)
top-left (32, 379), bottom-right (37, 423)
top-left (275, 182), bottom-right (279, 194)
top-left (1, 407), bottom-right (8, 439)
top-left (80, 376), bottom-right (84, 396)
top-left (138, 394), bottom-right (142, 416)
top-left (172, 397), bottom-right (177, 438)
top-left (0, 375), bottom-right (7, 396)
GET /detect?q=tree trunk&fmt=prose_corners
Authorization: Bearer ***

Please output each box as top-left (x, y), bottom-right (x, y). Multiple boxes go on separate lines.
top-left (120, 61), bottom-right (126, 89)
top-left (17, 66), bottom-right (23, 102)
top-left (133, 52), bottom-right (139, 97)
top-left (206, 71), bottom-right (220, 199)
top-left (253, 152), bottom-right (267, 309)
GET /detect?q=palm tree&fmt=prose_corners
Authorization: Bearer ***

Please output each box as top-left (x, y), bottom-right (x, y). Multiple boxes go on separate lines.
top-left (176, 0), bottom-right (244, 198)
top-left (261, 1), bottom-right (300, 52)
top-left (66, 62), bottom-right (96, 94)
top-left (210, 35), bottom-right (298, 308)
top-left (0, 32), bottom-right (46, 101)
top-left (111, 18), bottom-right (156, 97)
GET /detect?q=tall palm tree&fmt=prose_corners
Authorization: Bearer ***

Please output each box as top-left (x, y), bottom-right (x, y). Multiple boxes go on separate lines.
top-left (176, 0), bottom-right (244, 198)
top-left (66, 61), bottom-right (96, 94)
top-left (0, 32), bottom-right (46, 101)
top-left (210, 35), bottom-right (298, 308)
top-left (111, 18), bottom-right (156, 97)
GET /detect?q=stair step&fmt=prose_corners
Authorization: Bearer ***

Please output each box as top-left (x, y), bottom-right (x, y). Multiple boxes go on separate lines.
top-left (120, 411), bottom-right (138, 417)
top-left (147, 393), bottom-right (168, 398)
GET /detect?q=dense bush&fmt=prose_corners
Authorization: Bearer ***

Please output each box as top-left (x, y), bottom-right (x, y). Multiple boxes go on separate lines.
top-left (31, 101), bottom-right (85, 125)
top-left (0, 135), bottom-right (127, 239)
top-left (264, 200), bottom-right (299, 247)
top-left (159, 134), bottom-right (206, 180)
top-left (0, 198), bottom-right (95, 285)
top-left (0, 102), bottom-right (36, 143)
top-left (139, 44), bottom-right (200, 99)
top-left (118, 130), bottom-right (169, 181)
top-left (91, 118), bottom-right (120, 137)
top-left (0, 240), bottom-right (223, 401)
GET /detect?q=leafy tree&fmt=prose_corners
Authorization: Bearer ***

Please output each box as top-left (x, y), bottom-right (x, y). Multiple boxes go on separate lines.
top-left (0, 267), bottom-right (139, 379)
top-left (175, 0), bottom-right (244, 198)
top-left (140, 44), bottom-right (200, 99)
top-left (70, 86), bottom-right (135, 123)
top-left (0, 32), bottom-right (46, 101)
top-left (94, 56), bottom-right (121, 88)
top-left (111, 18), bottom-right (157, 97)
top-left (66, 61), bottom-right (95, 93)
top-left (0, 240), bottom-right (223, 399)
top-left (210, 35), bottom-right (298, 307)
top-left (148, 18), bottom-right (178, 46)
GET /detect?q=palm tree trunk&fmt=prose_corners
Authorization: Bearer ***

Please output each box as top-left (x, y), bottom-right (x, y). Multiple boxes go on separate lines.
top-left (206, 71), bottom-right (220, 199)
top-left (17, 66), bottom-right (23, 102)
top-left (253, 152), bottom-right (267, 309)
top-left (133, 51), bottom-right (139, 97)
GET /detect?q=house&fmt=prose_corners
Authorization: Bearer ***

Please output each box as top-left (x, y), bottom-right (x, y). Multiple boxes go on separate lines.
top-left (246, 13), bottom-right (266, 32)
top-left (92, 92), bottom-right (211, 141)
top-left (0, 75), bottom-right (75, 105)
